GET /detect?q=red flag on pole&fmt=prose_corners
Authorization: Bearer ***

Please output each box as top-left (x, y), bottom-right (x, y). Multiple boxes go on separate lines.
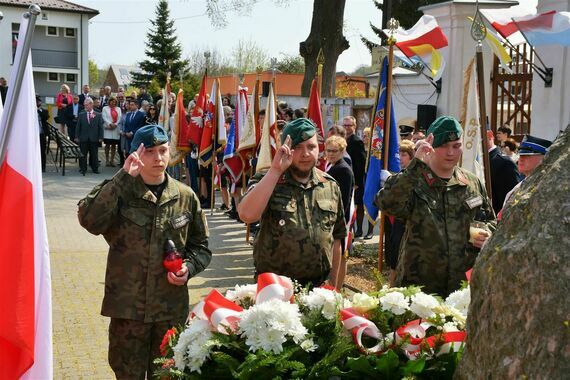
top-left (182, 74), bottom-right (207, 147)
top-left (0, 17), bottom-right (53, 379)
top-left (307, 79), bottom-right (326, 171)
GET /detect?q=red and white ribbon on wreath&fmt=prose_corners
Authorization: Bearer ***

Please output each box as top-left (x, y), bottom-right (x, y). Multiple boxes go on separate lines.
top-left (194, 289), bottom-right (243, 334)
top-left (425, 331), bottom-right (467, 356)
top-left (340, 307), bottom-right (384, 354)
top-left (256, 272), bottom-right (294, 304)
top-left (395, 319), bottom-right (433, 359)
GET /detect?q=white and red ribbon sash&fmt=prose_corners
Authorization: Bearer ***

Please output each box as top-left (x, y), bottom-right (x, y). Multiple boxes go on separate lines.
top-left (256, 272), bottom-right (294, 304)
top-left (189, 273), bottom-right (296, 335)
top-left (340, 310), bottom-right (467, 358)
top-left (340, 308), bottom-right (384, 354)
top-left (199, 289), bottom-right (244, 334)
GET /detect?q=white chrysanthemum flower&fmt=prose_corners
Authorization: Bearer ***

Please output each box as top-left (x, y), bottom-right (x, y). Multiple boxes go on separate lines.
top-left (225, 284), bottom-right (258, 303)
top-left (445, 287), bottom-right (470, 316)
top-left (239, 299), bottom-right (308, 354)
top-left (409, 293), bottom-right (439, 319)
top-left (443, 321), bottom-right (459, 332)
top-left (300, 338), bottom-right (318, 352)
top-left (379, 292), bottom-right (409, 315)
top-left (352, 293), bottom-right (379, 313)
top-left (299, 287), bottom-right (342, 320)
top-left (173, 319), bottom-right (213, 373)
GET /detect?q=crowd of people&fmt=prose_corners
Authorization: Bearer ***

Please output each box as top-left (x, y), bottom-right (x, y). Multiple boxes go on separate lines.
top-left (71, 79), bottom-right (554, 378)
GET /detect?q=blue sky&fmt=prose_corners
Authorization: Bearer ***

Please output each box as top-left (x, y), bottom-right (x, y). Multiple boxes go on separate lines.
top-left (76, 0), bottom-right (538, 73)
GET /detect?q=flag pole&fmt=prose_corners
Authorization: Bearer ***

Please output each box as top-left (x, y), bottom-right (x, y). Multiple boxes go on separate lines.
top-left (317, 48), bottom-right (325, 98)
top-left (0, 5), bottom-right (41, 168)
top-left (377, 18), bottom-right (399, 274)
top-left (471, 2), bottom-right (493, 197)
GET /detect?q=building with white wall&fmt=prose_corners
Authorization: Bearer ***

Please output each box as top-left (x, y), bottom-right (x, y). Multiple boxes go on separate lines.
top-left (530, 0), bottom-right (570, 140)
top-left (0, 0), bottom-right (98, 103)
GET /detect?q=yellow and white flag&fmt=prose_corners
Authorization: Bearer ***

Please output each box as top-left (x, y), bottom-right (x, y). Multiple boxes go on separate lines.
top-left (460, 58), bottom-right (485, 185)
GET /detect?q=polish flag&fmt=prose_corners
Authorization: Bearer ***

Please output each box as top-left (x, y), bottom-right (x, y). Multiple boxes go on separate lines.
top-left (0, 17), bottom-right (53, 379)
top-left (480, 6), bottom-right (536, 45)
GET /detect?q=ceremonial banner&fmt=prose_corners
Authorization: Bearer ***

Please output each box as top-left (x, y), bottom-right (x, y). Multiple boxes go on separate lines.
top-left (480, 6), bottom-right (536, 45)
top-left (387, 15), bottom-right (448, 81)
top-left (513, 11), bottom-right (570, 47)
top-left (223, 117), bottom-right (244, 182)
top-left (169, 89), bottom-right (188, 166)
top-left (158, 79), bottom-right (171, 131)
top-left (199, 81), bottom-right (219, 167)
top-left (237, 85), bottom-right (257, 162)
top-left (460, 58), bottom-right (485, 185)
top-left (256, 83), bottom-right (277, 172)
top-left (0, 18), bottom-right (53, 379)
top-left (183, 74), bottom-right (207, 147)
top-left (363, 57), bottom-right (400, 224)
top-left (214, 79), bottom-right (226, 147)
top-left (306, 79), bottom-right (326, 171)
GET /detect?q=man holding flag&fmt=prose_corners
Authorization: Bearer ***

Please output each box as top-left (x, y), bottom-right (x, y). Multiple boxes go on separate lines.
top-left (375, 116), bottom-right (496, 296)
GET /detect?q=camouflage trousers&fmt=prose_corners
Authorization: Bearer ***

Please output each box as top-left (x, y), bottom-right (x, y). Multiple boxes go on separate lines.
top-left (108, 317), bottom-right (185, 380)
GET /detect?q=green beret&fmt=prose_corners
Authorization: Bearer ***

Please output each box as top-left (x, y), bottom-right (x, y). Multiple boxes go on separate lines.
top-left (130, 124), bottom-right (169, 153)
top-left (280, 118), bottom-right (317, 147)
top-left (426, 116), bottom-right (462, 148)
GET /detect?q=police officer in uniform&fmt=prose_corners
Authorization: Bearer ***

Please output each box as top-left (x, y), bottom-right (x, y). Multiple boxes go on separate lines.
top-left (78, 125), bottom-right (212, 379)
top-left (376, 116), bottom-right (496, 296)
top-left (239, 118), bottom-right (347, 289)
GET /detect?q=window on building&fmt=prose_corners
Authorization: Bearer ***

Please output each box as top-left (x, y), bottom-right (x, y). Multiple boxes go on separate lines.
top-left (47, 73), bottom-right (59, 82)
top-left (11, 24), bottom-right (19, 63)
top-left (46, 26), bottom-right (58, 37)
top-left (66, 73), bottom-right (76, 83)
top-left (64, 28), bottom-right (76, 38)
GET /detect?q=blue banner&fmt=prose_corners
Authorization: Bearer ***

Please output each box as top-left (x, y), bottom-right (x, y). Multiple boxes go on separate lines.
top-left (363, 56), bottom-right (400, 223)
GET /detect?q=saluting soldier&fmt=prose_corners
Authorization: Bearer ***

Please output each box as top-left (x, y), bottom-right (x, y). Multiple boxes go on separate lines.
top-left (78, 124), bottom-right (211, 379)
top-left (239, 118), bottom-right (347, 289)
top-left (376, 116), bottom-right (496, 296)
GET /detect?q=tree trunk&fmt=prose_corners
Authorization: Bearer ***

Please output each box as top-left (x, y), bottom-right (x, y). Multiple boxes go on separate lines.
top-left (455, 126), bottom-right (570, 379)
top-left (299, 0), bottom-right (349, 97)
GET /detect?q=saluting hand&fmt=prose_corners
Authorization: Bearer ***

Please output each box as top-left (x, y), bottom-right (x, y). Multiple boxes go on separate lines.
top-left (271, 135), bottom-right (294, 174)
top-left (415, 133), bottom-right (435, 164)
top-left (123, 143), bottom-right (145, 177)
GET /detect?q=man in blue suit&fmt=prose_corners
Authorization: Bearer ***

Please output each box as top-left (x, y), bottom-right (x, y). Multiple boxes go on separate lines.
top-left (123, 99), bottom-right (146, 154)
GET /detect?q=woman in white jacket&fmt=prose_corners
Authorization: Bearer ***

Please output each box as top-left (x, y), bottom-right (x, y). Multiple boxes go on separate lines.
top-left (101, 96), bottom-right (122, 167)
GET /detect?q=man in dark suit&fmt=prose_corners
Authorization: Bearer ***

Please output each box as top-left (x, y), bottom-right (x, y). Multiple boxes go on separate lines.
top-left (65, 94), bottom-right (81, 141)
top-left (488, 131), bottom-right (521, 214)
top-left (343, 115), bottom-right (371, 238)
top-left (123, 99), bottom-right (147, 154)
top-left (0, 77), bottom-right (8, 104)
top-left (36, 95), bottom-right (49, 173)
top-left (75, 98), bottom-right (104, 175)
top-left (78, 84), bottom-right (91, 111)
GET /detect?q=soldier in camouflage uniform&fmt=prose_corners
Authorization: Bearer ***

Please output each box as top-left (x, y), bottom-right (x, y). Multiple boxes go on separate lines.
top-left (375, 116), bottom-right (496, 296)
top-left (239, 118), bottom-right (347, 288)
top-left (78, 125), bottom-right (211, 379)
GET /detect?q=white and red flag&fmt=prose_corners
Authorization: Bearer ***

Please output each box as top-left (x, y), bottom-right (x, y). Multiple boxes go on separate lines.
top-left (480, 6), bottom-right (536, 45)
top-left (0, 17), bottom-right (53, 379)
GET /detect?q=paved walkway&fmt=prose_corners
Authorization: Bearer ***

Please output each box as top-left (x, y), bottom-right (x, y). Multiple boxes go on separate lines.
top-left (44, 152), bottom-right (253, 379)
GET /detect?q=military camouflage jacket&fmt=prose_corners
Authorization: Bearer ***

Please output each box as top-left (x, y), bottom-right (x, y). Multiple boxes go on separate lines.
top-left (78, 170), bottom-right (211, 322)
top-left (375, 158), bottom-right (496, 296)
top-left (246, 168), bottom-right (347, 283)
